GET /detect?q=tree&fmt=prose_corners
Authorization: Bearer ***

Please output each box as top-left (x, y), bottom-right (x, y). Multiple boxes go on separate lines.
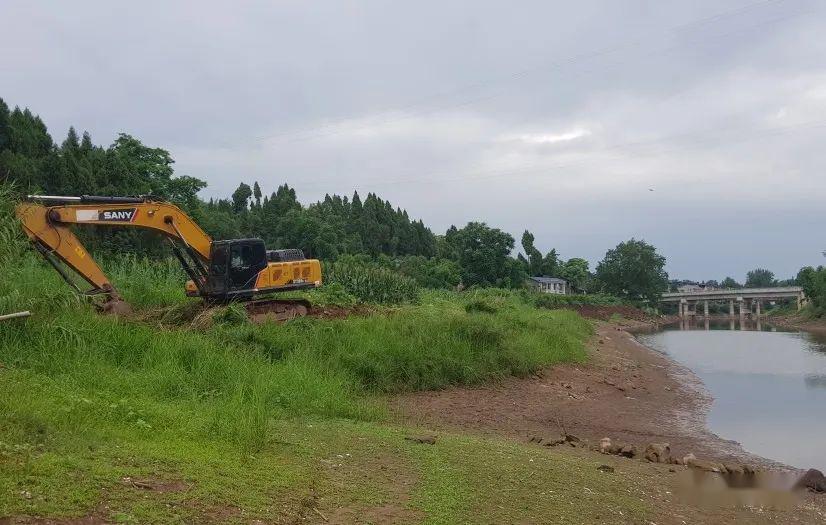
top-left (0, 97), bottom-right (10, 153)
top-left (796, 266), bottom-right (818, 298)
top-left (521, 230), bottom-right (543, 276)
top-left (595, 239), bottom-right (668, 303)
top-left (541, 248), bottom-right (560, 276)
top-left (560, 258), bottom-right (590, 292)
top-left (231, 182), bottom-right (252, 213)
top-left (397, 256), bottom-right (462, 289)
top-left (745, 268), bottom-right (775, 288)
top-left (449, 222), bottom-right (517, 287)
top-left (253, 181), bottom-right (262, 208)
top-left (720, 276), bottom-right (742, 289)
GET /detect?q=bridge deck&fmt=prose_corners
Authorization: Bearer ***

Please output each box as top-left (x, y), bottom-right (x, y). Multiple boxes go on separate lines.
top-left (660, 286), bottom-right (803, 303)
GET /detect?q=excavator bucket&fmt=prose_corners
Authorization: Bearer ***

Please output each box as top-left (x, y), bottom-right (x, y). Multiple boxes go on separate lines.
top-left (100, 297), bottom-right (133, 316)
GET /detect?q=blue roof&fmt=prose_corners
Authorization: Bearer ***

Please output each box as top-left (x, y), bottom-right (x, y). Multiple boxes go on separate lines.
top-left (528, 276), bottom-right (567, 284)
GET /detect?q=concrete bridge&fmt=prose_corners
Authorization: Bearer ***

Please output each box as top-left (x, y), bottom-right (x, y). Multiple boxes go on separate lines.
top-left (660, 287), bottom-right (805, 319)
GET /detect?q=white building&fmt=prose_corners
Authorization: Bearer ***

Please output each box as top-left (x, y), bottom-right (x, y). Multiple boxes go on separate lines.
top-left (527, 276), bottom-right (570, 295)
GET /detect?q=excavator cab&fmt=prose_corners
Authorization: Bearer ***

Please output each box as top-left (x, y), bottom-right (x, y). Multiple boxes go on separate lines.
top-left (186, 237), bottom-right (321, 300)
top-left (205, 239), bottom-right (268, 298)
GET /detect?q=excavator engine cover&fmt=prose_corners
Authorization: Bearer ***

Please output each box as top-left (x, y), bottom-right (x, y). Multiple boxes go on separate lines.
top-left (266, 249), bottom-right (305, 262)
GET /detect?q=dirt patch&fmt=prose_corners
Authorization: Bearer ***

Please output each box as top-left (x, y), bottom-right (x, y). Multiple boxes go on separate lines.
top-left (306, 304), bottom-right (373, 321)
top-left (314, 450), bottom-right (422, 525)
top-left (120, 475), bottom-right (189, 493)
top-left (549, 303), bottom-right (680, 326)
top-left (562, 304), bottom-right (653, 321)
top-left (131, 300), bottom-right (373, 329)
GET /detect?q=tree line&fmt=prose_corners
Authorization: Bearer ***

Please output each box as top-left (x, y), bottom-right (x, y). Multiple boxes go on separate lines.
top-left (0, 96), bottom-right (670, 303)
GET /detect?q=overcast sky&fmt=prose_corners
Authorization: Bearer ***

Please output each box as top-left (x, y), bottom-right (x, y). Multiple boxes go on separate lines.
top-left (2, 0), bottom-right (825, 281)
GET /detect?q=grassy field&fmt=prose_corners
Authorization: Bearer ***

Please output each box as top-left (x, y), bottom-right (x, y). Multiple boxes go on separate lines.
top-left (0, 196), bottom-right (654, 522)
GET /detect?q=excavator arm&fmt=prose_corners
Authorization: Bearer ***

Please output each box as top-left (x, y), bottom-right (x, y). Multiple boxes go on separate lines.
top-left (16, 196), bottom-right (214, 310)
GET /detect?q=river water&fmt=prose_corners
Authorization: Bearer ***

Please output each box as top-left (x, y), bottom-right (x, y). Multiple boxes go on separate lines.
top-left (637, 320), bottom-right (826, 471)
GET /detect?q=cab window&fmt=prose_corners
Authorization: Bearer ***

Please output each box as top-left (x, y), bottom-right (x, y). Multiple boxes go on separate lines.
top-left (210, 245), bottom-right (228, 275)
top-left (230, 245), bottom-right (254, 270)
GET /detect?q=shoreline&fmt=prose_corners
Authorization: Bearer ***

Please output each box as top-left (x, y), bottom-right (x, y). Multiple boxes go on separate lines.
top-left (392, 317), bottom-right (793, 470)
top-left (766, 312), bottom-right (826, 334)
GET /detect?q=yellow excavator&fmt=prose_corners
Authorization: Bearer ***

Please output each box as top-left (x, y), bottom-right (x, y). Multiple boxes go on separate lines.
top-left (16, 195), bottom-right (322, 319)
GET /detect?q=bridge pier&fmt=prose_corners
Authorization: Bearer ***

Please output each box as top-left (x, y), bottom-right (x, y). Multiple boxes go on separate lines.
top-left (755, 300), bottom-right (761, 318)
top-left (703, 300), bottom-right (709, 318)
top-left (739, 299), bottom-right (748, 318)
top-left (729, 300), bottom-right (734, 318)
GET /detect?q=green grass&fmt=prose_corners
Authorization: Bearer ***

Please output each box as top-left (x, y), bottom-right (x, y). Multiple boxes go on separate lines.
top-left (0, 208), bottom-right (653, 523)
top-left (0, 416), bottom-right (653, 524)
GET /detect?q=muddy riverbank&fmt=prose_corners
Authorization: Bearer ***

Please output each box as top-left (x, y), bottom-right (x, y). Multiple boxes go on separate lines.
top-left (393, 319), bottom-right (779, 468)
top-left (768, 311), bottom-right (826, 334)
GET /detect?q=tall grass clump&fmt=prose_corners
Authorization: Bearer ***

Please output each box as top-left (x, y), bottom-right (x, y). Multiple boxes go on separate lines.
top-left (218, 297), bottom-right (591, 393)
top-left (105, 255), bottom-right (187, 308)
top-left (325, 260), bottom-right (419, 304)
top-left (0, 183), bottom-right (26, 265)
top-left (0, 184), bottom-right (81, 314)
top-left (0, 306), bottom-right (378, 450)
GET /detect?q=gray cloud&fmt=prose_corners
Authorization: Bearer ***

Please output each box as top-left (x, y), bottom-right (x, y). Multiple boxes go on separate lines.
top-left (2, 0), bottom-right (825, 280)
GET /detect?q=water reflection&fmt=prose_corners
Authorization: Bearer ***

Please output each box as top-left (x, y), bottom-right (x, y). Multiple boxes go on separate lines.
top-left (637, 322), bottom-right (826, 471)
top-left (804, 374), bottom-right (826, 389)
top-left (674, 318), bottom-right (782, 332)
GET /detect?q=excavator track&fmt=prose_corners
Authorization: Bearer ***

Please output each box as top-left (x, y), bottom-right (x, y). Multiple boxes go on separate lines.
top-left (244, 298), bottom-right (312, 322)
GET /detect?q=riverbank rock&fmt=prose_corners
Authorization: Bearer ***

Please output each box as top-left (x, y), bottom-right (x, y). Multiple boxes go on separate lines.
top-left (608, 443), bottom-right (636, 458)
top-left (686, 457), bottom-right (724, 473)
top-left (531, 433), bottom-right (585, 448)
top-left (619, 444), bottom-right (637, 458)
top-left (644, 443), bottom-right (671, 463)
top-left (595, 438), bottom-right (637, 458)
top-left (794, 469), bottom-right (826, 493)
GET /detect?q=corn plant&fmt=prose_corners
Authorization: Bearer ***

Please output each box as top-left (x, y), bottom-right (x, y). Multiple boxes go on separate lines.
top-left (324, 260), bottom-right (419, 304)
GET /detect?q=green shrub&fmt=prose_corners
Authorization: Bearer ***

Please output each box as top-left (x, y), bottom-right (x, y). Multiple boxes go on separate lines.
top-left (306, 282), bottom-right (358, 307)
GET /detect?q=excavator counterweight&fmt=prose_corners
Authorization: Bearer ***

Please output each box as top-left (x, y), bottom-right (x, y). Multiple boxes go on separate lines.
top-left (16, 195), bottom-right (322, 318)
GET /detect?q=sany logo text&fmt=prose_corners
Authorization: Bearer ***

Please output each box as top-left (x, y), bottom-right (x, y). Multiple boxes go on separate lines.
top-left (98, 209), bottom-right (137, 222)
